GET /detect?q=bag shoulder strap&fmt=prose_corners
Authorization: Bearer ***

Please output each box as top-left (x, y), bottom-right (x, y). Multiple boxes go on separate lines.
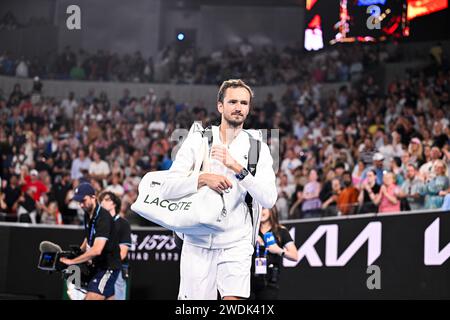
top-left (199, 126), bottom-right (212, 172)
top-left (201, 126), bottom-right (213, 149)
top-left (243, 131), bottom-right (261, 227)
top-left (246, 133), bottom-right (261, 176)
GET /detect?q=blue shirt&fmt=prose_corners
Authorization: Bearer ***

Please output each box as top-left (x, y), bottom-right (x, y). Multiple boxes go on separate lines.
top-left (71, 157), bottom-right (92, 180)
top-left (442, 194), bottom-right (450, 211)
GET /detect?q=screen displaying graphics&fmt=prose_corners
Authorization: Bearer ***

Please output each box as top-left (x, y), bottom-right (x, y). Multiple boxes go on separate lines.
top-left (304, 0), bottom-right (448, 50)
top-left (304, 0), bottom-right (340, 50)
top-left (406, 0), bottom-right (449, 40)
top-left (407, 0), bottom-right (448, 20)
top-left (304, 13), bottom-right (324, 50)
top-left (332, 0), bottom-right (408, 43)
top-left (304, 0), bottom-right (411, 50)
top-left (38, 252), bottom-right (58, 271)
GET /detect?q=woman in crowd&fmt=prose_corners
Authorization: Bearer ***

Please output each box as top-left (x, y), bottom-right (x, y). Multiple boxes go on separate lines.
top-left (358, 169), bottom-right (380, 214)
top-left (40, 201), bottom-right (63, 225)
top-left (54, 149), bottom-right (72, 176)
top-left (288, 185), bottom-right (304, 219)
top-left (422, 160), bottom-right (450, 209)
top-left (408, 138), bottom-right (424, 167)
top-left (373, 172), bottom-right (401, 214)
top-left (352, 159), bottom-right (366, 189)
top-left (321, 178), bottom-right (342, 216)
top-left (301, 169), bottom-right (322, 218)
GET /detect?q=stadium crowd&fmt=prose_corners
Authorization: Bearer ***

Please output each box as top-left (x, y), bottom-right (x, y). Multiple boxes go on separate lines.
top-left (0, 12), bottom-right (51, 31)
top-left (0, 39), bottom-right (428, 85)
top-left (0, 42), bottom-right (449, 225)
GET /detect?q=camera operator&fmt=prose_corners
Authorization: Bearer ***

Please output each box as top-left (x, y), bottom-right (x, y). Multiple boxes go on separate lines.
top-left (251, 207), bottom-right (298, 300)
top-left (59, 183), bottom-right (121, 300)
top-left (99, 191), bottom-right (131, 300)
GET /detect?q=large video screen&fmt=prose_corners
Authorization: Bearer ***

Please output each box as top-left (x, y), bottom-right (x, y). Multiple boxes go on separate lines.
top-left (304, 0), bottom-right (448, 50)
top-left (304, 0), bottom-right (407, 50)
top-left (407, 0), bottom-right (448, 20)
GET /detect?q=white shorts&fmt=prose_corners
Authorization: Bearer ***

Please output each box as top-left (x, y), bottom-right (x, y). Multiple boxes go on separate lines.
top-left (178, 241), bottom-right (254, 300)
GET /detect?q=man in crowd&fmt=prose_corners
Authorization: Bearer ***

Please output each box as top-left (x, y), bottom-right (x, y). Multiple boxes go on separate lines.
top-left (398, 163), bottom-right (424, 211)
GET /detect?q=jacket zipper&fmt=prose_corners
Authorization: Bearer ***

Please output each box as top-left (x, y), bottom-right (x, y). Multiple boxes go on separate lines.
top-left (216, 194), bottom-right (227, 222)
top-left (252, 203), bottom-right (260, 245)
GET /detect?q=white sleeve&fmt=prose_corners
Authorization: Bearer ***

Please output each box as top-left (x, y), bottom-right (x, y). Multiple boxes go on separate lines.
top-left (160, 134), bottom-right (202, 199)
top-left (70, 159), bottom-right (78, 179)
top-left (88, 163), bottom-right (95, 175)
top-left (103, 162), bottom-right (111, 175)
top-left (280, 159), bottom-right (287, 172)
top-left (239, 142), bottom-right (277, 209)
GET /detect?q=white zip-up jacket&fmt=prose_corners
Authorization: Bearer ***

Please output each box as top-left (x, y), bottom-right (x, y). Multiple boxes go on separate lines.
top-left (160, 124), bottom-right (277, 249)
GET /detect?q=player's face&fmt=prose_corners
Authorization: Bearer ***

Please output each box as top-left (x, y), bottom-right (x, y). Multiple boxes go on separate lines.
top-left (218, 87), bottom-right (250, 127)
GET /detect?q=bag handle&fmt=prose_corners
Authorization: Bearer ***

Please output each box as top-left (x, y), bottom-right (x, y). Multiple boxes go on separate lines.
top-left (192, 137), bottom-right (210, 174)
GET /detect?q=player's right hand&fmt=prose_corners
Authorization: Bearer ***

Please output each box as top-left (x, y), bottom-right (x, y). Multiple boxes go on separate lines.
top-left (199, 173), bottom-right (233, 194)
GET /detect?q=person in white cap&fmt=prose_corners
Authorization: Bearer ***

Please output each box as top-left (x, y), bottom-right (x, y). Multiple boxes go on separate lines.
top-left (373, 153), bottom-right (385, 185)
top-left (361, 152), bottom-right (386, 186)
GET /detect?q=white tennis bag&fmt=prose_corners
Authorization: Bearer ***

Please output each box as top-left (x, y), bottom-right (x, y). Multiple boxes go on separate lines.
top-left (130, 125), bottom-right (228, 235)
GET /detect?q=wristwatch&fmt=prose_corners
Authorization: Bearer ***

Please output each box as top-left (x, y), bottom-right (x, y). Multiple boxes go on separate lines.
top-left (280, 249), bottom-right (285, 257)
top-left (235, 167), bottom-right (249, 181)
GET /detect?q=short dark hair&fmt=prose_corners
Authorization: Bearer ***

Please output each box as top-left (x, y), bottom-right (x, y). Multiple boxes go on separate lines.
top-left (407, 163), bottom-right (417, 170)
top-left (99, 191), bottom-right (121, 214)
top-left (217, 79), bottom-right (254, 104)
top-left (334, 162), bottom-right (345, 170)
